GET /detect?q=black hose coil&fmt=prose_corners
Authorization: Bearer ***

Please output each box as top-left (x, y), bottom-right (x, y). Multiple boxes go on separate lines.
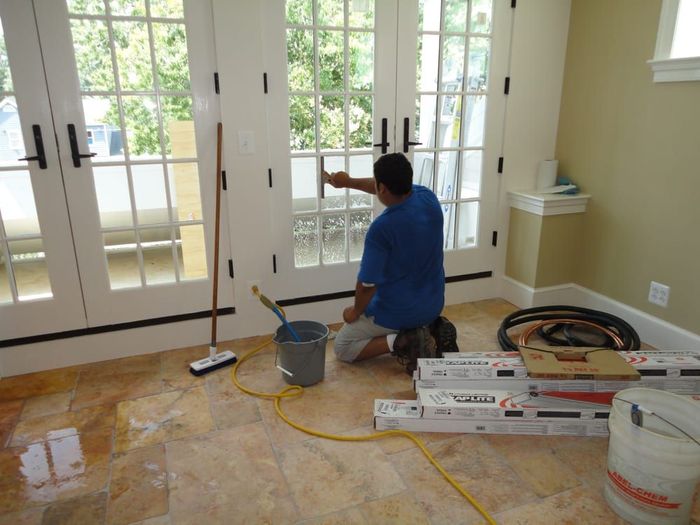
top-left (497, 305), bottom-right (640, 352)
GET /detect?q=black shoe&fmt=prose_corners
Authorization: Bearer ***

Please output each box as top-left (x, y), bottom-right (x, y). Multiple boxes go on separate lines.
top-left (392, 326), bottom-right (437, 374)
top-left (429, 316), bottom-right (459, 357)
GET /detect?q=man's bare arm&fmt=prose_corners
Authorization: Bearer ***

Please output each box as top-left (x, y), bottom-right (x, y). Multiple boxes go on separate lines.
top-left (324, 171), bottom-right (376, 195)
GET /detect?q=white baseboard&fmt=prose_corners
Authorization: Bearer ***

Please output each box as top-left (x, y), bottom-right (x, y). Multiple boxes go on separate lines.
top-left (501, 276), bottom-right (700, 350)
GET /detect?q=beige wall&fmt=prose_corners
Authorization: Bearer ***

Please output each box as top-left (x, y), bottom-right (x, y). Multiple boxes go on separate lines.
top-left (555, 0), bottom-right (700, 334)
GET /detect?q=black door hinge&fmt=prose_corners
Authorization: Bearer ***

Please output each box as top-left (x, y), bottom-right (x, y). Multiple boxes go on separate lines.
top-left (228, 259), bottom-right (234, 278)
top-left (498, 157), bottom-right (504, 173)
top-left (263, 73), bottom-right (268, 94)
top-left (511, 0), bottom-right (516, 8)
top-left (272, 254), bottom-right (277, 274)
top-left (492, 231), bottom-right (498, 247)
top-left (221, 170), bottom-right (227, 190)
top-left (268, 168), bottom-right (272, 188)
top-left (504, 76), bottom-right (510, 94)
top-left (214, 72), bottom-right (220, 94)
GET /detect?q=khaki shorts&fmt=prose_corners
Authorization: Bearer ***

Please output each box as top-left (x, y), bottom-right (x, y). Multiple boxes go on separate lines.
top-left (333, 314), bottom-right (398, 362)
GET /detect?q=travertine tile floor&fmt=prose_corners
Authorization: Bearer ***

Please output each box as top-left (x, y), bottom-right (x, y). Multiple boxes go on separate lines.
top-left (0, 299), bottom-right (698, 524)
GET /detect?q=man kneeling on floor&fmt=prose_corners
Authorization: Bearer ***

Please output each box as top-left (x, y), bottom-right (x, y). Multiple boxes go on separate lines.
top-left (325, 153), bottom-right (457, 373)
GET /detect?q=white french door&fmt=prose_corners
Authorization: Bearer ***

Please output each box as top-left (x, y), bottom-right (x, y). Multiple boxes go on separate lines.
top-left (264, 0), bottom-right (511, 301)
top-left (0, 0), bottom-right (229, 339)
top-left (0, 1), bottom-right (86, 337)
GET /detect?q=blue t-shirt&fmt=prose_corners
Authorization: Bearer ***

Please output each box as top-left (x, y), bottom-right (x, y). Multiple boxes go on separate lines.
top-left (358, 184), bottom-right (445, 330)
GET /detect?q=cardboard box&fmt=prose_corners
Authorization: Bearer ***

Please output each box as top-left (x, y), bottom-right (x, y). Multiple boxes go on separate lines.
top-left (518, 346), bottom-right (640, 380)
top-left (419, 350), bottom-right (700, 380)
top-left (415, 387), bottom-right (612, 421)
top-left (373, 399), bottom-right (609, 436)
top-left (413, 373), bottom-right (700, 395)
top-left (417, 355), bottom-right (528, 379)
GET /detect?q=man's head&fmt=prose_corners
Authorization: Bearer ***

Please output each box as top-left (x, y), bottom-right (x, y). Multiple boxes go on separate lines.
top-left (373, 153), bottom-right (413, 201)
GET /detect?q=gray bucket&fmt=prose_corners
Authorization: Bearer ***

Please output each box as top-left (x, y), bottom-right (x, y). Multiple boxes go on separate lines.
top-left (273, 320), bottom-right (329, 387)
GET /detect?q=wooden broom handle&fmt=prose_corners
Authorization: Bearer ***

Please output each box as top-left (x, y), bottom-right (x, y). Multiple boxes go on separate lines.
top-left (211, 123), bottom-right (223, 347)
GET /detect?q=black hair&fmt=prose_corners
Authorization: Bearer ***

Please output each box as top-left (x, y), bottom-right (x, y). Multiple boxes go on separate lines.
top-left (373, 153), bottom-right (413, 195)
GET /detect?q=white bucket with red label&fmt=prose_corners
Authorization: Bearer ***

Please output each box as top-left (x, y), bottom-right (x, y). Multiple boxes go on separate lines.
top-left (605, 388), bottom-right (700, 525)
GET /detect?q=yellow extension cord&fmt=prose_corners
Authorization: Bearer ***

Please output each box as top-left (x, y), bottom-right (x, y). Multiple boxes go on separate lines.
top-left (230, 337), bottom-right (497, 524)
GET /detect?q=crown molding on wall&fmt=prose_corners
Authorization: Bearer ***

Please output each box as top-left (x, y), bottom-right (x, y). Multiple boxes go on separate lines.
top-left (502, 276), bottom-right (700, 350)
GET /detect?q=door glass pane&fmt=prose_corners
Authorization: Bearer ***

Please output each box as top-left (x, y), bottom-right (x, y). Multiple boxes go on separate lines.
top-left (415, 95), bottom-right (437, 148)
top-left (321, 156), bottom-right (345, 210)
top-left (104, 231), bottom-right (142, 289)
top-left (177, 224), bottom-right (207, 280)
top-left (169, 163), bottom-right (202, 221)
top-left (132, 164), bottom-right (169, 225)
top-left (112, 22), bottom-right (153, 91)
top-left (1, 21), bottom-right (15, 92)
top-left (286, 0), bottom-right (313, 25)
top-left (122, 96), bottom-right (160, 159)
top-left (71, 20), bottom-right (115, 92)
top-left (141, 229), bottom-right (175, 285)
top-left (416, 34), bottom-right (439, 91)
top-left (442, 36), bottom-right (465, 91)
top-left (468, 37), bottom-right (490, 92)
top-left (322, 213), bottom-right (345, 264)
top-left (463, 95), bottom-right (485, 147)
top-left (349, 96), bottom-right (372, 149)
top-left (289, 96), bottom-right (316, 152)
top-left (93, 166), bottom-right (134, 228)
top-left (319, 30), bottom-right (344, 92)
top-left (349, 32), bottom-right (373, 91)
top-left (9, 239), bottom-right (52, 300)
top-left (442, 203), bottom-right (455, 249)
top-left (349, 210), bottom-right (371, 261)
top-left (349, 0), bottom-right (374, 28)
top-left (82, 97), bottom-right (124, 162)
top-left (67, 0), bottom-right (106, 15)
top-left (348, 155), bottom-right (372, 207)
top-left (162, 96), bottom-right (195, 159)
top-left (444, 0), bottom-right (468, 32)
top-left (318, 0), bottom-right (344, 27)
top-left (109, 0), bottom-right (146, 17)
top-left (150, 0), bottom-right (184, 19)
top-left (291, 157), bottom-right (317, 213)
top-left (458, 201), bottom-right (478, 248)
top-left (153, 23), bottom-right (190, 91)
top-left (438, 94), bottom-right (461, 148)
top-left (294, 216), bottom-right (319, 267)
top-left (470, 0), bottom-right (493, 33)
top-left (413, 151), bottom-right (434, 188)
top-left (436, 151), bottom-right (458, 201)
top-left (460, 150), bottom-right (482, 198)
top-left (287, 29), bottom-right (314, 92)
top-left (418, 0), bottom-right (442, 32)
top-left (319, 95), bottom-right (344, 149)
top-left (0, 171), bottom-right (41, 237)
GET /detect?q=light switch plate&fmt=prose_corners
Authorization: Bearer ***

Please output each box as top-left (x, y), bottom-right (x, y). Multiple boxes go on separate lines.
top-left (238, 131), bottom-right (255, 155)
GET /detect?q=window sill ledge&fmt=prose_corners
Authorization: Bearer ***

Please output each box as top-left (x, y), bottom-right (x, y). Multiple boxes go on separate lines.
top-left (648, 56), bottom-right (700, 83)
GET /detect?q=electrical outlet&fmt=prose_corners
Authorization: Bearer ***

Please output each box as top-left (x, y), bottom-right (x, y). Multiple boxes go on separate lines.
top-left (247, 280), bottom-right (262, 302)
top-left (648, 281), bottom-right (670, 308)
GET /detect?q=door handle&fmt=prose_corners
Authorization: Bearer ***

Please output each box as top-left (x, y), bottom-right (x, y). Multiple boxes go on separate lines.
top-left (364, 118), bottom-right (390, 153)
top-left (67, 123), bottom-right (97, 167)
top-left (319, 156), bottom-right (325, 199)
top-left (17, 124), bottom-right (47, 169)
top-left (403, 117), bottom-right (422, 153)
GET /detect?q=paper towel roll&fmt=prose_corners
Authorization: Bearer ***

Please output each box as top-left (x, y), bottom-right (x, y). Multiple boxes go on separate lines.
top-left (537, 160), bottom-right (558, 190)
